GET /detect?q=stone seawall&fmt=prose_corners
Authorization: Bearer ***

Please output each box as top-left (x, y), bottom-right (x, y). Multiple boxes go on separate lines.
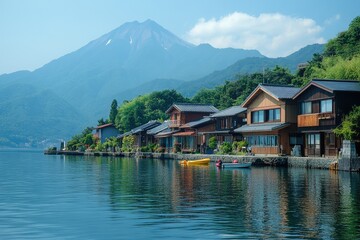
top-left (46, 150), bottom-right (339, 170)
top-left (288, 157), bottom-right (336, 169)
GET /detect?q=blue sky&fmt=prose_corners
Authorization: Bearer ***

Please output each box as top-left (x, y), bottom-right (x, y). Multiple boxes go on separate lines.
top-left (0, 0), bottom-right (359, 74)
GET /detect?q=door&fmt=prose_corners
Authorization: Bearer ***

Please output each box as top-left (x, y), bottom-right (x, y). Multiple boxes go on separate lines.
top-left (306, 133), bottom-right (322, 157)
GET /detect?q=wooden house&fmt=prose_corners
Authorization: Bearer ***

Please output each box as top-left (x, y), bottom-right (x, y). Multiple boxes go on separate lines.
top-left (94, 123), bottom-right (120, 143)
top-left (207, 106), bottom-right (247, 144)
top-left (235, 84), bottom-right (300, 155)
top-left (175, 117), bottom-right (215, 153)
top-left (118, 120), bottom-right (161, 149)
top-left (293, 79), bottom-right (360, 157)
top-left (162, 103), bottom-right (218, 153)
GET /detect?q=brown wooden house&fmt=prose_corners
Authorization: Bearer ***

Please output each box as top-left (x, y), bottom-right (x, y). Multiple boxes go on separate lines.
top-left (208, 106), bottom-right (247, 142)
top-left (175, 117), bottom-right (216, 153)
top-left (235, 84), bottom-right (300, 155)
top-left (164, 103), bottom-right (218, 153)
top-left (118, 120), bottom-right (161, 149)
top-left (293, 79), bottom-right (360, 157)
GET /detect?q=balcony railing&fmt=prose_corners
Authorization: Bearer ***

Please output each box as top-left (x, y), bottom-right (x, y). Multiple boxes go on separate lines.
top-left (298, 112), bottom-right (335, 127)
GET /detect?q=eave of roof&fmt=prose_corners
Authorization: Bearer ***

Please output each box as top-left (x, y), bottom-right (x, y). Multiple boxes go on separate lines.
top-left (210, 106), bottom-right (247, 118)
top-left (293, 79), bottom-right (360, 99)
top-left (95, 123), bottom-right (114, 129)
top-left (234, 122), bottom-right (290, 133)
top-left (242, 84), bottom-right (300, 107)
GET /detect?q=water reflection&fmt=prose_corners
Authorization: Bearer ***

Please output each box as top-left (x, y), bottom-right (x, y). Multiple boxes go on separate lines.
top-left (1, 152), bottom-right (360, 239)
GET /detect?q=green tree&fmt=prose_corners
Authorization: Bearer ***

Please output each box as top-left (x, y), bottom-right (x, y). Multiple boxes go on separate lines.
top-left (208, 136), bottom-right (217, 150)
top-left (334, 106), bottom-right (360, 140)
top-left (121, 135), bottom-right (135, 152)
top-left (109, 99), bottom-right (118, 124)
top-left (115, 90), bottom-right (187, 132)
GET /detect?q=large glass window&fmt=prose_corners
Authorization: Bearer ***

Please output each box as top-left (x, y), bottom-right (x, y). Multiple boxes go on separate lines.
top-left (320, 99), bottom-right (332, 113)
top-left (301, 102), bottom-right (312, 114)
top-left (268, 108), bottom-right (281, 121)
top-left (252, 109), bottom-right (280, 123)
top-left (252, 110), bottom-right (265, 123)
top-left (247, 135), bottom-right (278, 146)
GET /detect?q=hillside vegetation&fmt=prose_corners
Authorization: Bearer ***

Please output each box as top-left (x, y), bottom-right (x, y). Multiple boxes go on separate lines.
top-left (62, 16), bottom-right (360, 149)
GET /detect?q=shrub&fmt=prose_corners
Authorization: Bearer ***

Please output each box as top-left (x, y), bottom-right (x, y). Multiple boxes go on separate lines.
top-left (208, 136), bottom-right (217, 150)
top-left (219, 142), bottom-right (232, 154)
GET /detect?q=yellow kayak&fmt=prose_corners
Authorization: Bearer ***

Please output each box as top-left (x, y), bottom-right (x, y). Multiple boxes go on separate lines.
top-left (179, 158), bottom-right (210, 165)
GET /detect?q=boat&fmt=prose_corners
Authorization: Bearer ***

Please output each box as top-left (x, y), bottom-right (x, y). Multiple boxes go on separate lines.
top-left (179, 158), bottom-right (210, 165)
top-left (216, 159), bottom-right (251, 168)
top-left (221, 162), bottom-right (252, 168)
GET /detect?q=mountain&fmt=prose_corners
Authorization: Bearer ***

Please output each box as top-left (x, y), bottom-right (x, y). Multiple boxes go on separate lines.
top-left (176, 44), bottom-right (325, 96)
top-left (0, 19), bottom-right (263, 147)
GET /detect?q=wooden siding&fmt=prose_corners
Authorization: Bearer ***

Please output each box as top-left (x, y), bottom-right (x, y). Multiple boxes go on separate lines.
top-left (246, 92), bottom-right (286, 123)
top-left (298, 113), bottom-right (335, 127)
top-left (296, 85), bottom-right (333, 102)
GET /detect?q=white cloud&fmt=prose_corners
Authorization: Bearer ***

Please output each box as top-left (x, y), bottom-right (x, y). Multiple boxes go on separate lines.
top-left (186, 12), bottom-right (325, 57)
top-left (325, 14), bottom-right (341, 25)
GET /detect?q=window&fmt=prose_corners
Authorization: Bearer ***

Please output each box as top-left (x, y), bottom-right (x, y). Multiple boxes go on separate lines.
top-left (252, 110), bottom-right (265, 123)
top-left (247, 135), bottom-right (278, 147)
top-left (268, 108), bottom-right (281, 121)
top-left (301, 102), bottom-right (312, 114)
top-left (252, 109), bottom-right (280, 123)
top-left (320, 99), bottom-right (332, 113)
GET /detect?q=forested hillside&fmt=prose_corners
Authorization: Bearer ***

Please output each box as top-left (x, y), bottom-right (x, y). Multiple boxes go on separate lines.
top-left (66, 16), bottom-right (360, 149)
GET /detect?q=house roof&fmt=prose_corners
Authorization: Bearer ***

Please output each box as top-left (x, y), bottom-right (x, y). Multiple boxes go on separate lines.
top-left (131, 120), bottom-right (161, 134)
top-left (147, 121), bottom-right (171, 135)
top-left (154, 129), bottom-right (180, 138)
top-left (242, 84), bottom-right (300, 107)
top-left (181, 117), bottom-right (213, 128)
top-left (293, 79), bottom-right (360, 99)
top-left (118, 120), bottom-right (161, 138)
top-left (234, 122), bottom-right (290, 133)
top-left (210, 106), bottom-right (247, 118)
top-left (95, 123), bottom-right (115, 129)
top-left (165, 103), bottom-right (218, 114)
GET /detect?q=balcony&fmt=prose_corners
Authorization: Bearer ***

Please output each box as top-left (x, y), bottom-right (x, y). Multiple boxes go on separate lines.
top-left (298, 113), bottom-right (335, 127)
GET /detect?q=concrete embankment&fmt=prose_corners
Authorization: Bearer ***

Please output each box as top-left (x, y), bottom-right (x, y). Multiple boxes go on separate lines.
top-left (45, 150), bottom-right (340, 170)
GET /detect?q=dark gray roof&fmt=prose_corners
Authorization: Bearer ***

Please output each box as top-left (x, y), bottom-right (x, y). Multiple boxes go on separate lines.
top-left (118, 131), bottom-right (132, 138)
top-left (260, 84), bottom-right (301, 99)
top-left (183, 117), bottom-right (213, 128)
top-left (155, 129), bottom-right (180, 138)
top-left (312, 79), bottom-right (360, 92)
top-left (147, 121), bottom-right (171, 135)
top-left (166, 103), bottom-right (218, 114)
top-left (210, 106), bottom-right (247, 118)
top-left (293, 79), bottom-right (360, 99)
top-left (118, 120), bottom-right (161, 138)
top-left (234, 122), bottom-right (290, 133)
top-left (131, 120), bottom-right (161, 134)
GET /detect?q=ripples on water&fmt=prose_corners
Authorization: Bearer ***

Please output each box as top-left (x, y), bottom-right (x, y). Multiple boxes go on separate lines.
top-left (0, 151), bottom-right (359, 239)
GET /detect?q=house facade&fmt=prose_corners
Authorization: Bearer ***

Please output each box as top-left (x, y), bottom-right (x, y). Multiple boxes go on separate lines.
top-left (206, 106), bottom-right (247, 145)
top-left (293, 79), bottom-right (360, 157)
top-left (94, 123), bottom-right (120, 143)
top-left (161, 103), bottom-right (218, 153)
top-left (175, 117), bottom-right (215, 153)
top-left (235, 84), bottom-right (300, 155)
top-left (118, 120), bottom-right (161, 149)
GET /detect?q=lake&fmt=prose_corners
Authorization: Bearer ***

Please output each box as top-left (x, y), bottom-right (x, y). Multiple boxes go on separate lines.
top-left (0, 151), bottom-right (359, 239)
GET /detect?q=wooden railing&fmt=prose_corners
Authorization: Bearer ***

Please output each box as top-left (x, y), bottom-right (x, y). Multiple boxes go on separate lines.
top-left (298, 113), bottom-right (335, 127)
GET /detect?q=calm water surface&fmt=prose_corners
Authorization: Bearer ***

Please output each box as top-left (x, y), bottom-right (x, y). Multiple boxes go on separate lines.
top-left (0, 151), bottom-right (360, 239)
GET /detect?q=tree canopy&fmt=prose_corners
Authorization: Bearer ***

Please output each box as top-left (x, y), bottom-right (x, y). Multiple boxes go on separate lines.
top-left (115, 90), bottom-right (188, 132)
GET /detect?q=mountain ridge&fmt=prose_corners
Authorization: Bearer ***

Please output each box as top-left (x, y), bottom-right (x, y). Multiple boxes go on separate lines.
top-left (0, 20), bottom-right (323, 147)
